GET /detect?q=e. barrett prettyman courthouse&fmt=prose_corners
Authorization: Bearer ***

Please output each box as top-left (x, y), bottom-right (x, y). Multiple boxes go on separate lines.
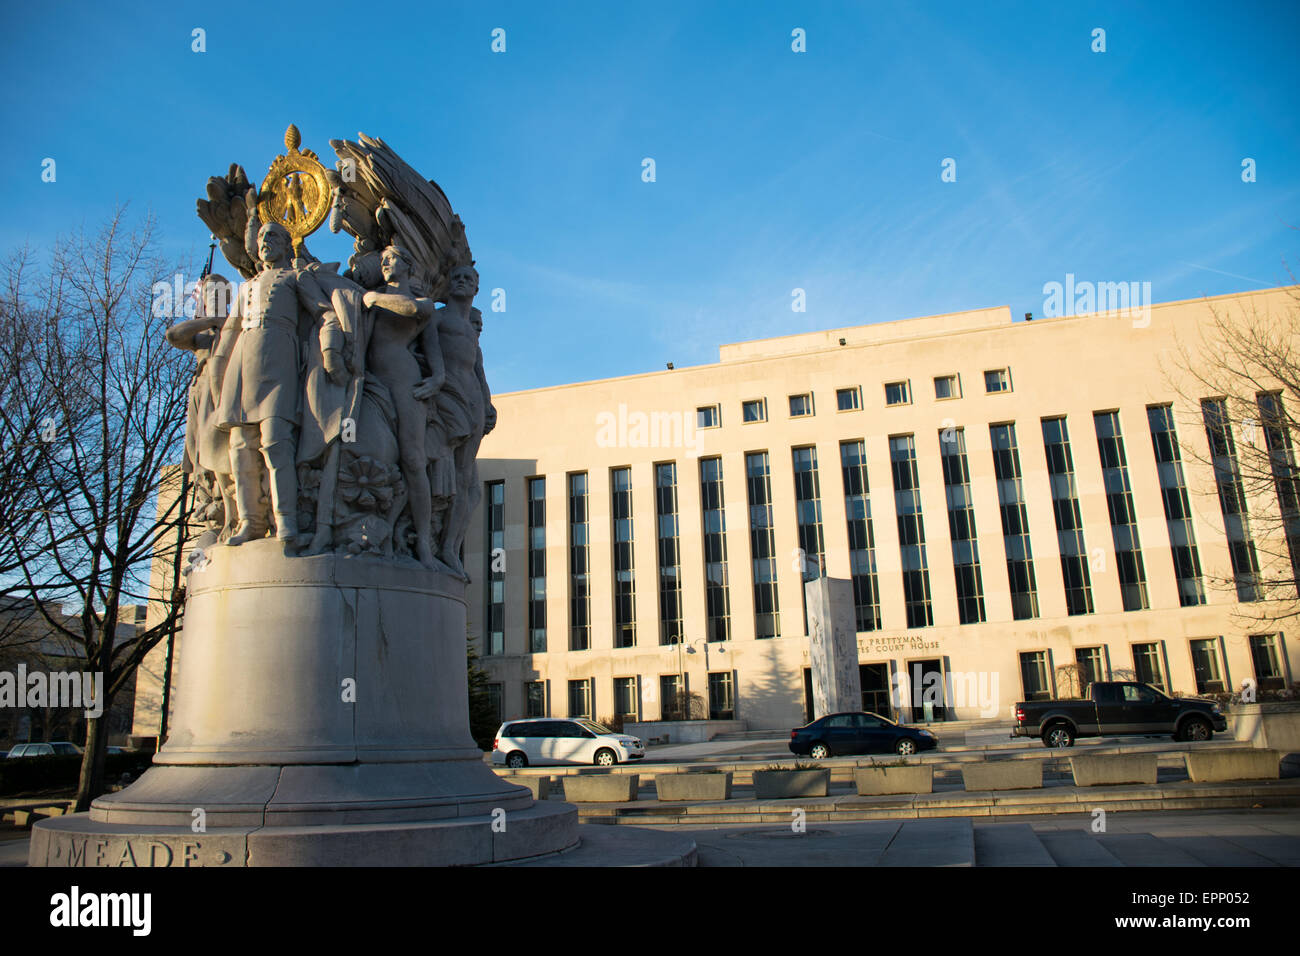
top-left (461, 285), bottom-right (1299, 732)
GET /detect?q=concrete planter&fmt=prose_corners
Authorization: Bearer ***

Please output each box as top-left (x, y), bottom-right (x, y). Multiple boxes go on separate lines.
top-left (961, 760), bottom-right (1043, 792)
top-left (854, 764), bottom-right (933, 795)
top-left (1227, 702), bottom-right (1300, 752)
top-left (752, 769), bottom-right (830, 799)
top-left (655, 772), bottom-right (733, 802)
top-left (560, 774), bottom-right (639, 802)
top-left (504, 775), bottom-right (551, 800)
top-left (1070, 754), bottom-right (1158, 787)
top-left (1185, 749), bottom-right (1280, 782)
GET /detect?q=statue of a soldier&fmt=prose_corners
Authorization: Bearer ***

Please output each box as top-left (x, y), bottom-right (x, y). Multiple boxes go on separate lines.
top-left (211, 216), bottom-right (344, 545)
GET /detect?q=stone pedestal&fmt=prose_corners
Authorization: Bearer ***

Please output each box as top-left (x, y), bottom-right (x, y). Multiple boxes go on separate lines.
top-left (805, 576), bottom-right (861, 718)
top-left (30, 540), bottom-right (580, 866)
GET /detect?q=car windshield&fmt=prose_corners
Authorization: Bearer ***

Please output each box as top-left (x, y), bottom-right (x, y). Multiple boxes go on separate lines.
top-left (578, 720), bottom-right (614, 736)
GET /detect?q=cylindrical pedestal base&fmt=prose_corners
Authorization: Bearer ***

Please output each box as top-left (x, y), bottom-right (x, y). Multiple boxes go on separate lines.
top-left (31, 540), bottom-right (579, 865)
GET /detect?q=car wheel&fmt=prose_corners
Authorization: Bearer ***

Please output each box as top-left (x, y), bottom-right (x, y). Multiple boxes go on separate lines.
top-left (1043, 723), bottom-right (1075, 748)
top-left (810, 742), bottom-right (831, 760)
top-left (1179, 718), bottom-right (1212, 742)
top-left (896, 738), bottom-right (917, 756)
top-left (594, 748), bottom-right (617, 767)
top-left (506, 751), bottom-right (527, 769)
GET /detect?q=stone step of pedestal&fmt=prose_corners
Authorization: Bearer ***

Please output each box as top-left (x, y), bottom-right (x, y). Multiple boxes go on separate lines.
top-left (29, 800), bottom-right (585, 867)
top-left (973, 823), bottom-right (1058, 866)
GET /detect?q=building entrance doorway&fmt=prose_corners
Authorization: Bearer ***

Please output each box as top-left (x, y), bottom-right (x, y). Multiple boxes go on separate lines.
top-left (908, 658), bottom-right (947, 722)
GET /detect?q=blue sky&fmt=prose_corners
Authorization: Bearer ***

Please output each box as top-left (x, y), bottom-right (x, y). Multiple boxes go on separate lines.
top-left (3, 0), bottom-right (1298, 393)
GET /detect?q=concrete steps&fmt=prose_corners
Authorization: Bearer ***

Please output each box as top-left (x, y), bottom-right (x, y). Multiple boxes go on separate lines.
top-left (570, 779), bottom-right (1300, 825)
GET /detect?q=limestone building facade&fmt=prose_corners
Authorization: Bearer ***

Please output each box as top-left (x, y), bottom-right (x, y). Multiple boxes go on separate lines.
top-left (466, 287), bottom-right (1300, 731)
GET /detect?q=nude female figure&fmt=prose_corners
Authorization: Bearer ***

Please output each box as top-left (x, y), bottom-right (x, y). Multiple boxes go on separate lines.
top-left (362, 245), bottom-right (437, 567)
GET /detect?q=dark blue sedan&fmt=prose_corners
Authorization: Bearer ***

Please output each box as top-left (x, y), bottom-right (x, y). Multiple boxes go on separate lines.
top-left (790, 712), bottom-right (939, 758)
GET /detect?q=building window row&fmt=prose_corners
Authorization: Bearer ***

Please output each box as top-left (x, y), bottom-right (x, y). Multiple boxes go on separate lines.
top-left (491, 400), bottom-right (1277, 653)
top-left (484, 481), bottom-right (505, 655)
top-left (700, 457), bottom-right (732, 642)
top-left (527, 477), bottom-right (546, 653)
top-left (940, 428), bottom-right (986, 624)
top-left (991, 423), bottom-right (1040, 620)
top-left (746, 452), bottom-right (781, 639)
top-left (1094, 412), bottom-right (1150, 611)
top-left (889, 435), bottom-right (934, 628)
top-left (655, 463), bottom-right (683, 645)
top-left (569, 473), bottom-right (591, 650)
top-left (1202, 399), bottom-right (1263, 602)
top-left (699, 367), bottom-right (1011, 429)
top-left (1042, 417), bottom-right (1094, 616)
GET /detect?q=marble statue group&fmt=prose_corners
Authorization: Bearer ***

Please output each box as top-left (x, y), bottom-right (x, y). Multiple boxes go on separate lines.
top-left (170, 126), bottom-right (494, 578)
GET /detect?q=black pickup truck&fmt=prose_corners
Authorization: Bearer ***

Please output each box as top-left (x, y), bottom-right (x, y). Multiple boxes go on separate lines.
top-left (1012, 681), bottom-right (1227, 748)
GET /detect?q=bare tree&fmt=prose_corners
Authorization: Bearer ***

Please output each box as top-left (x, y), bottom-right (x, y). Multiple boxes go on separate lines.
top-left (1168, 279), bottom-right (1300, 630)
top-left (0, 208), bottom-right (193, 810)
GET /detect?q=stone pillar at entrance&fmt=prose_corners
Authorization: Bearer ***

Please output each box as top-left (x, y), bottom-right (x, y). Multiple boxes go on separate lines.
top-left (806, 576), bottom-right (861, 718)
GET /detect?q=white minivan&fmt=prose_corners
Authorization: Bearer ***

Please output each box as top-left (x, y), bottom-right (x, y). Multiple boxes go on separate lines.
top-left (492, 718), bottom-right (644, 768)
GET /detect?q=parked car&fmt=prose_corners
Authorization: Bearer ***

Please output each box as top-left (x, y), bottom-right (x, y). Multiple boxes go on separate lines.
top-left (6, 741), bottom-right (84, 758)
top-left (1013, 681), bottom-right (1227, 747)
top-left (492, 718), bottom-right (645, 768)
top-left (789, 712), bottom-right (939, 758)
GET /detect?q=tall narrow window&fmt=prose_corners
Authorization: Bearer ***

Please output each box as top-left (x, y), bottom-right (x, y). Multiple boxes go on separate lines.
top-left (613, 677), bottom-right (639, 721)
top-left (1189, 638), bottom-right (1224, 693)
top-left (660, 674), bottom-right (685, 720)
top-left (526, 477), bottom-right (546, 653)
top-left (940, 428), bottom-right (985, 624)
top-left (1132, 642), bottom-right (1165, 691)
top-left (1147, 405), bottom-right (1206, 606)
top-left (567, 678), bottom-right (593, 719)
top-left (746, 451), bottom-right (781, 638)
top-left (611, 467), bottom-right (636, 648)
top-left (699, 457), bottom-right (732, 642)
top-left (991, 423), bottom-right (1039, 619)
top-left (1202, 399), bottom-right (1263, 602)
top-left (1094, 412), bottom-right (1149, 611)
top-left (889, 435), bottom-right (933, 627)
top-left (792, 446), bottom-right (826, 632)
top-left (707, 671), bottom-right (735, 720)
top-left (568, 473), bottom-right (590, 650)
top-left (655, 463), bottom-right (683, 645)
top-left (1019, 651), bottom-right (1051, 701)
top-left (1258, 391), bottom-right (1300, 596)
top-left (1042, 417), bottom-right (1094, 615)
top-left (840, 440), bottom-right (881, 631)
top-left (1075, 647), bottom-right (1104, 692)
top-left (525, 681), bottom-right (547, 717)
top-left (1250, 634), bottom-right (1284, 689)
top-left (484, 481), bottom-right (505, 655)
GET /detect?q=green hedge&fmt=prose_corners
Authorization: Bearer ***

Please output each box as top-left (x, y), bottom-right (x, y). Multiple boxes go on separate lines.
top-left (0, 752), bottom-right (154, 796)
